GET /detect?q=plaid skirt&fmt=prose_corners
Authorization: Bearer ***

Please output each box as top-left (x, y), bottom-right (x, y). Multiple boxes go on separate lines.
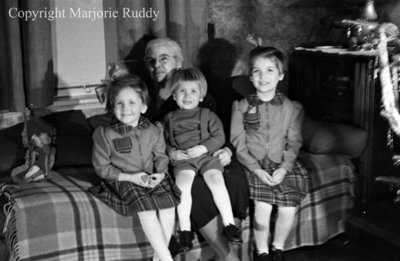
top-left (247, 158), bottom-right (310, 207)
top-left (90, 174), bottom-right (181, 216)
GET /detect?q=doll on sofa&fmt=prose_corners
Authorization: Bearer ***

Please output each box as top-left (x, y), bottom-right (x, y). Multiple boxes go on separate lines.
top-left (11, 119), bottom-right (56, 184)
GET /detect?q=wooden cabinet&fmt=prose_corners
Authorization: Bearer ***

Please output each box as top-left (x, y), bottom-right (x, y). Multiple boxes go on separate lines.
top-left (289, 48), bottom-right (399, 202)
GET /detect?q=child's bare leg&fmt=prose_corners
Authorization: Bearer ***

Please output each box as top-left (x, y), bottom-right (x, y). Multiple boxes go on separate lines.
top-left (272, 206), bottom-right (296, 250)
top-left (254, 201), bottom-right (273, 255)
top-left (138, 210), bottom-right (173, 261)
top-left (175, 169), bottom-right (196, 231)
top-left (203, 169), bottom-right (235, 226)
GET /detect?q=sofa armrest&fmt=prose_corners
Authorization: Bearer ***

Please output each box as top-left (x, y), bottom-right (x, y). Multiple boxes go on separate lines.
top-left (302, 116), bottom-right (368, 158)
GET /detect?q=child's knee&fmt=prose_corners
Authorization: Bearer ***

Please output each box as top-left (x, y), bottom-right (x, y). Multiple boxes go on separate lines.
top-left (254, 201), bottom-right (273, 215)
top-left (203, 169), bottom-right (224, 185)
top-left (175, 170), bottom-right (196, 187)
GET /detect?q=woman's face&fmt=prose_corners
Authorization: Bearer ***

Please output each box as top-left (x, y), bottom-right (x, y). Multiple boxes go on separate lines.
top-left (113, 87), bottom-right (147, 127)
top-left (250, 57), bottom-right (284, 95)
top-left (145, 45), bottom-right (181, 83)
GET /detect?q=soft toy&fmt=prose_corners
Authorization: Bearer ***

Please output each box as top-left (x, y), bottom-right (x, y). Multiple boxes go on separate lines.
top-left (11, 118), bottom-right (56, 184)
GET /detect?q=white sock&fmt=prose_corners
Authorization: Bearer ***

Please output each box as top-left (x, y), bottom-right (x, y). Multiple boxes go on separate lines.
top-left (138, 211), bottom-right (173, 261)
top-left (272, 206), bottom-right (296, 251)
top-left (204, 170), bottom-right (235, 226)
top-left (253, 201), bottom-right (273, 255)
top-left (176, 170), bottom-right (195, 231)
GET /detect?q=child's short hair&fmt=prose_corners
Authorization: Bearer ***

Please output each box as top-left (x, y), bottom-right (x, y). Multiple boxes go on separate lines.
top-left (248, 46), bottom-right (285, 75)
top-left (145, 38), bottom-right (184, 65)
top-left (168, 68), bottom-right (207, 98)
top-left (105, 75), bottom-right (150, 112)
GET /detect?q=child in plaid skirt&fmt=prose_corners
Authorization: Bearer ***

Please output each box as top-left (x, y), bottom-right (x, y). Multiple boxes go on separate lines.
top-left (230, 47), bottom-right (310, 261)
top-left (91, 76), bottom-right (181, 261)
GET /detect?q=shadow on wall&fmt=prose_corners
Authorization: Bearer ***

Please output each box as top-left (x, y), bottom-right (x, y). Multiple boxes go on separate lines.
top-left (123, 34), bottom-right (156, 85)
top-left (196, 38), bottom-right (238, 83)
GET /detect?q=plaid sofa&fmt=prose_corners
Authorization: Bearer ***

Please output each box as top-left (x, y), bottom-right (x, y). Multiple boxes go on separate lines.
top-left (0, 110), bottom-right (367, 261)
top-left (0, 153), bottom-right (357, 261)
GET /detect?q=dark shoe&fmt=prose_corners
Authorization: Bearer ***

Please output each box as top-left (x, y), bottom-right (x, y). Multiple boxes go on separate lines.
top-left (256, 253), bottom-right (272, 261)
top-left (168, 235), bottom-right (180, 257)
top-left (271, 249), bottom-right (286, 261)
top-left (222, 224), bottom-right (243, 244)
top-left (178, 230), bottom-right (193, 253)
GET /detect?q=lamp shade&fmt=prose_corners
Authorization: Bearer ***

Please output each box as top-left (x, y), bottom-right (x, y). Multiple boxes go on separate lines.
top-left (361, 0), bottom-right (378, 21)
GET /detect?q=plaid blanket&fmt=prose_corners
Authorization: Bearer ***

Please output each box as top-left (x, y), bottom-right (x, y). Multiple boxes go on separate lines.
top-left (0, 151), bottom-right (355, 261)
top-left (238, 152), bottom-right (355, 260)
top-left (285, 152), bottom-right (355, 250)
top-left (0, 169), bottom-right (202, 261)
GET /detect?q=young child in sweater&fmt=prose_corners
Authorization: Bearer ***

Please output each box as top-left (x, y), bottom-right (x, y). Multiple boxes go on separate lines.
top-left (230, 47), bottom-right (310, 261)
top-left (91, 75), bottom-right (181, 261)
top-left (163, 68), bottom-right (242, 252)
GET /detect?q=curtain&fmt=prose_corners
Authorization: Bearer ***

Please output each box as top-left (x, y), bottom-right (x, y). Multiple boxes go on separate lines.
top-left (0, 0), bottom-right (54, 112)
top-left (106, 0), bottom-right (208, 78)
top-left (0, 0), bottom-right (206, 112)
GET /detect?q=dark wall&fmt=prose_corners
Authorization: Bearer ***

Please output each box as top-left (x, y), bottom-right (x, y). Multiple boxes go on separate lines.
top-left (209, 0), bottom-right (400, 55)
top-left (207, 0), bottom-right (400, 93)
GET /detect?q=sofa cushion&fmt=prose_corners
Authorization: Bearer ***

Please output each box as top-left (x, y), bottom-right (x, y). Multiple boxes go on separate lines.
top-left (0, 123), bottom-right (25, 180)
top-left (53, 135), bottom-right (93, 168)
top-left (42, 110), bottom-right (91, 135)
top-left (40, 110), bottom-right (93, 168)
top-left (87, 113), bottom-right (114, 131)
top-left (302, 116), bottom-right (368, 158)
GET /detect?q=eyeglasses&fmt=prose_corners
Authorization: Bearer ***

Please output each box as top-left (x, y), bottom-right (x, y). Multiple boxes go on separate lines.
top-left (144, 54), bottom-right (171, 67)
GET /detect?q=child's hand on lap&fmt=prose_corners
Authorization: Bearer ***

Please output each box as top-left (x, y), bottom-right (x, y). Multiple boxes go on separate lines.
top-left (213, 147), bottom-right (232, 167)
top-left (170, 150), bottom-right (191, 161)
top-left (272, 168), bottom-right (287, 185)
top-left (185, 145), bottom-right (207, 158)
top-left (119, 172), bottom-right (150, 187)
top-left (254, 169), bottom-right (276, 186)
top-left (148, 173), bottom-right (166, 188)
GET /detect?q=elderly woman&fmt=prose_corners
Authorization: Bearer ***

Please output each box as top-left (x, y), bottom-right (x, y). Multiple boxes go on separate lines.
top-left (144, 37), bottom-right (248, 261)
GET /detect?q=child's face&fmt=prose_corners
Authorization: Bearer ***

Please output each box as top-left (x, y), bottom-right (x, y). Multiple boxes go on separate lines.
top-left (173, 81), bottom-right (203, 110)
top-left (113, 87), bottom-right (147, 127)
top-left (250, 57), bottom-right (284, 95)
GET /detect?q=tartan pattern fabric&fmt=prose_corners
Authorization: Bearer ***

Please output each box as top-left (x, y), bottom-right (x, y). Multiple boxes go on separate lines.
top-left (0, 152), bottom-right (355, 260)
top-left (247, 158), bottom-right (310, 206)
top-left (109, 116), bottom-right (150, 135)
top-left (243, 92), bottom-right (284, 131)
top-left (109, 117), bottom-right (151, 153)
top-left (239, 152), bottom-right (356, 259)
top-left (91, 174), bottom-right (181, 215)
top-left (285, 152), bottom-right (355, 250)
top-left (0, 171), bottom-right (181, 261)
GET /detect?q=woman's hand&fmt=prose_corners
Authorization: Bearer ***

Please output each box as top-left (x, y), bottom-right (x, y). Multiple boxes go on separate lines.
top-left (272, 168), bottom-right (287, 185)
top-left (253, 169), bottom-right (276, 186)
top-left (170, 150), bottom-right (191, 161)
top-left (213, 147), bottom-right (232, 167)
top-left (118, 172), bottom-right (149, 187)
top-left (186, 145), bottom-right (207, 158)
top-left (148, 173), bottom-right (166, 188)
